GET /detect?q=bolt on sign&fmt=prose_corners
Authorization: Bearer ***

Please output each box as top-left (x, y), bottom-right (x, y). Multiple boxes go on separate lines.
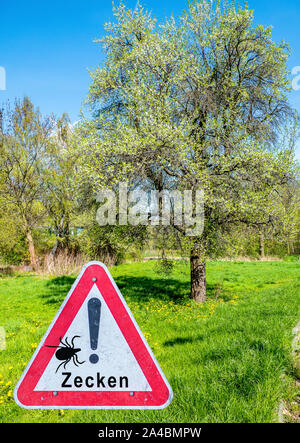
top-left (14, 262), bottom-right (173, 409)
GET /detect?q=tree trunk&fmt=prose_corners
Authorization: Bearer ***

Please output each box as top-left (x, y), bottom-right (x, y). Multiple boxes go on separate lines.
top-left (190, 248), bottom-right (206, 303)
top-left (259, 233), bottom-right (265, 260)
top-left (50, 214), bottom-right (70, 261)
top-left (25, 227), bottom-right (38, 270)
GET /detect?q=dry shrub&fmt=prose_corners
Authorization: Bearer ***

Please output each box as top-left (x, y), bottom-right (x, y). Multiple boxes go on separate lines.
top-left (215, 256), bottom-right (281, 262)
top-left (41, 251), bottom-right (117, 276)
top-left (42, 251), bottom-right (87, 276)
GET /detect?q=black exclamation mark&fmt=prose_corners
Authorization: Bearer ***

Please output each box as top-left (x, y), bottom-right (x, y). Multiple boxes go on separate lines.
top-left (88, 297), bottom-right (101, 364)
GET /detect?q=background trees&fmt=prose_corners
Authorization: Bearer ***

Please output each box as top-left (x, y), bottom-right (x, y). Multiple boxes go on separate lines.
top-left (0, 1), bottom-right (298, 290)
top-left (42, 113), bottom-right (80, 265)
top-left (0, 98), bottom-right (53, 269)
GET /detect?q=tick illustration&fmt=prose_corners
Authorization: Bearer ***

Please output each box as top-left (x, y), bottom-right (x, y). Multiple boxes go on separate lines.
top-left (45, 335), bottom-right (85, 373)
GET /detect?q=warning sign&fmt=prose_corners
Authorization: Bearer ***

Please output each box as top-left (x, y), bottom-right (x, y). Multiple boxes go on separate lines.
top-left (14, 261), bottom-right (173, 409)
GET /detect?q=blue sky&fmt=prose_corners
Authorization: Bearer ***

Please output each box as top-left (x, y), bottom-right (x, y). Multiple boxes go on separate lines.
top-left (0, 0), bottom-right (300, 159)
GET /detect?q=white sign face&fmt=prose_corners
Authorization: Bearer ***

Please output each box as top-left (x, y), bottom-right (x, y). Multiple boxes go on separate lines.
top-left (14, 261), bottom-right (172, 409)
top-left (34, 284), bottom-right (151, 392)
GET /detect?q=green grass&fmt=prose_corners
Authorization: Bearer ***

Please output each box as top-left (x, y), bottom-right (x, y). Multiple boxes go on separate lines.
top-left (0, 260), bottom-right (299, 423)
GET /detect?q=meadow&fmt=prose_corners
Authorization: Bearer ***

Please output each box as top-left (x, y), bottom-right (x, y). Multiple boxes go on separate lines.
top-left (0, 260), bottom-right (299, 423)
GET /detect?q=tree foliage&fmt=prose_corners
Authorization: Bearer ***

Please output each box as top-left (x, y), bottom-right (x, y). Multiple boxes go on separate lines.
top-left (0, 97), bottom-right (54, 268)
top-left (77, 0), bottom-right (299, 301)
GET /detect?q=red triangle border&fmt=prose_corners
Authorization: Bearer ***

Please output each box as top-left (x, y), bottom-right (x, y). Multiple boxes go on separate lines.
top-left (14, 262), bottom-right (173, 409)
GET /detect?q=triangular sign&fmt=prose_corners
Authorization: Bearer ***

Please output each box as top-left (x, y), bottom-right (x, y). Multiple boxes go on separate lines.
top-left (14, 261), bottom-right (173, 409)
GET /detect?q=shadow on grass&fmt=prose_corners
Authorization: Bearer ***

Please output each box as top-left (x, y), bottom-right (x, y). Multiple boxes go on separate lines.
top-left (164, 335), bottom-right (205, 346)
top-left (41, 274), bottom-right (190, 304)
top-left (41, 276), bottom-right (76, 305)
top-left (40, 273), bottom-right (220, 306)
top-left (113, 275), bottom-right (190, 303)
top-left (114, 275), bottom-right (220, 304)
